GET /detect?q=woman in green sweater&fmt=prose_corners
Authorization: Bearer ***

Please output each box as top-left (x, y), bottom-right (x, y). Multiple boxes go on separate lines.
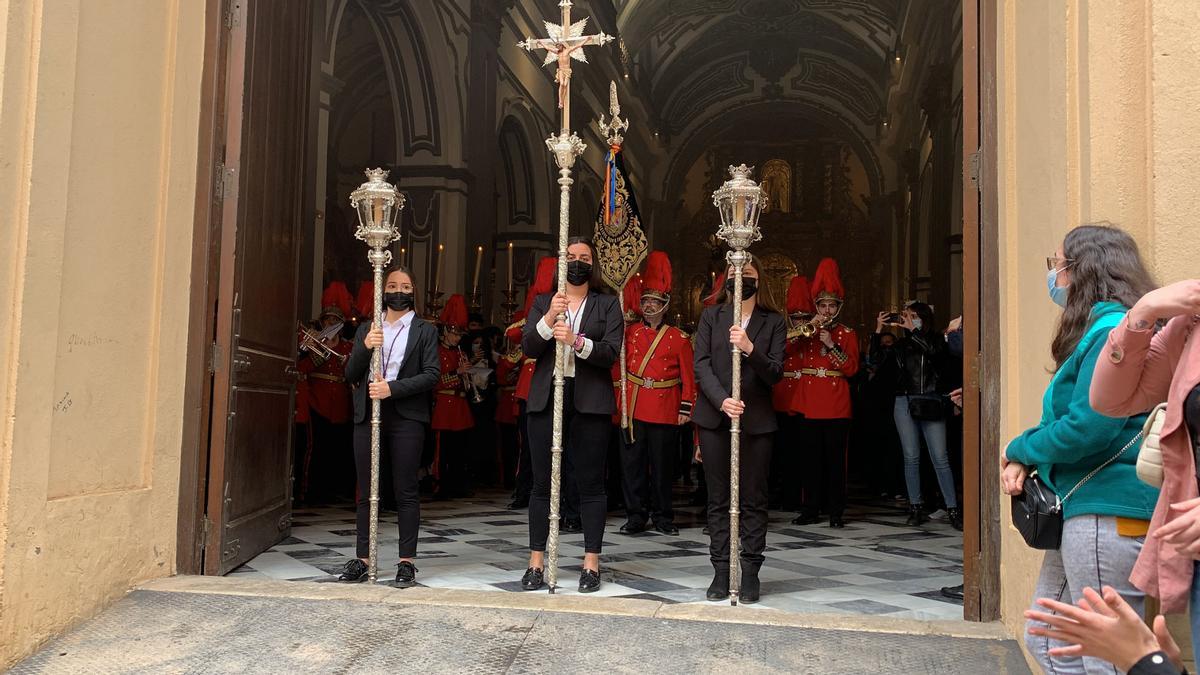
top-left (1002, 223), bottom-right (1159, 675)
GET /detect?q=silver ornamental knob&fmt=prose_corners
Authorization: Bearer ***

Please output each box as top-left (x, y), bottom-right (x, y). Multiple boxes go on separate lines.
top-left (350, 168), bottom-right (404, 250)
top-left (712, 164), bottom-right (765, 251)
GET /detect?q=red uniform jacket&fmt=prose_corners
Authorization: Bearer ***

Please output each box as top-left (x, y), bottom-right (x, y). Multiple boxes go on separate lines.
top-left (298, 339), bottom-right (353, 424)
top-left (431, 344), bottom-right (474, 431)
top-left (773, 335), bottom-right (807, 414)
top-left (515, 359), bottom-right (535, 403)
top-left (798, 323), bottom-right (859, 419)
top-left (624, 322), bottom-right (696, 426)
top-left (494, 349), bottom-right (522, 425)
top-left (611, 360), bottom-right (624, 426)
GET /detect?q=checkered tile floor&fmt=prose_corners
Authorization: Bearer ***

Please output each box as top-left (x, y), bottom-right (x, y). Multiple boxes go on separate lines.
top-left (232, 491), bottom-right (964, 619)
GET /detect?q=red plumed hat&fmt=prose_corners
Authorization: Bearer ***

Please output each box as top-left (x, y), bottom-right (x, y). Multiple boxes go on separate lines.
top-left (623, 273), bottom-right (643, 321)
top-left (703, 272), bottom-right (726, 307)
top-left (810, 258), bottom-right (845, 304)
top-left (524, 256), bottom-right (558, 315)
top-left (786, 275), bottom-right (815, 314)
top-left (641, 251), bottom-right (672, 301)
top-left (505, 310), bottom-right (527, 342)
top-left (321, 281), bottom-right (353, 319)
top-left (440, 293), bottom-right (469, 330)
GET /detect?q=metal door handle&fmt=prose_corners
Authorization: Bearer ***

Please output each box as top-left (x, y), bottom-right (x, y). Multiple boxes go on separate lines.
top-left (284, 365), bottom-right (300, 378)
top-left (232, 354), bottom-right (251, 373)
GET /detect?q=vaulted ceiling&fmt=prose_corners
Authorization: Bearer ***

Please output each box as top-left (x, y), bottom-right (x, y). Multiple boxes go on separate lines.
top-left (614, 0), bottom-right (900, 194)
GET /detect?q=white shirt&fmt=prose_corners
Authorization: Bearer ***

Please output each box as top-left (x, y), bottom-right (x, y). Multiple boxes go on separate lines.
top-left (535, 297), bottom-right (593, 377)
top-left (381, 310), bottom-right (414, 380)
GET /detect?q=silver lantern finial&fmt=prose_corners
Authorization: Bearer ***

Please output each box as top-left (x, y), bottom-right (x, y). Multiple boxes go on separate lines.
top-left (712, 164), bottom-right (765, 251)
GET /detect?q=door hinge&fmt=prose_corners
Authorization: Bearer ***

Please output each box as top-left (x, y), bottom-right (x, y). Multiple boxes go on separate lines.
top-left (209, 341), bottom-right (222, 373)
top-left (224, 2), bottom-right (243, 30)
top-left (968, 149), bottom-right (982, 190)
top-left (220, 165), bottom-right (237, 202)
top-left (970, 351), bottom-right (982, 389)
top-left (200, 515), bottom-right (212, 551)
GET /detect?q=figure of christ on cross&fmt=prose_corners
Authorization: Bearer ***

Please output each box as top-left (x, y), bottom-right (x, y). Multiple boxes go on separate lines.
top-left (518, 1), bottom-right (613, 120)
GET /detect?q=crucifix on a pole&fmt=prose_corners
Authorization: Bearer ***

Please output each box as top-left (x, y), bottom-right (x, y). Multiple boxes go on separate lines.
top-left (518, 0), bottom-right (612, 594)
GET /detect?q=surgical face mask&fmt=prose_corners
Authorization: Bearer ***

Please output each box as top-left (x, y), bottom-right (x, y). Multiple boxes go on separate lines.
top-left (723, 276), bottom-right (757, 301)
top-left (383, 291), bottom-right (414, 311)
top-left (1046, 268), bottom-right (1070, 307)
top-left (566, 260), bottom-right (592, 286)
top-left (911, 318), bottom-right (923, 331)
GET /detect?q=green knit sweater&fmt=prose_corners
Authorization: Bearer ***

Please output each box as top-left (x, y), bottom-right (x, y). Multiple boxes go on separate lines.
top-left (1006, 302), bottom-right (1158, 520)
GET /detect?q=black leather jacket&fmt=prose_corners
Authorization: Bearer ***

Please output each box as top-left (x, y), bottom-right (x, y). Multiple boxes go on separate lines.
top-left (871, 329), bottom-right (948, 396)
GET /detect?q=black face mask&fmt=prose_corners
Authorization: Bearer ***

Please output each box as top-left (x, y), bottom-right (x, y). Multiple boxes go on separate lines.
top-left (566, 260), bottom-right (592, 286)
top-left (724, 276), bottom-right (757, 301)
top-left (383, 291), bottom-right (414, 312)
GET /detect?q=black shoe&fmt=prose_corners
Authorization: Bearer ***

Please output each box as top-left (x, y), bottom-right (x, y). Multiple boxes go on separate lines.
top-left (740, 569), bottom-right (761, 604)
top-left (394, 560), bottom-right (418, 588)
top-left (941, 584), bottom-right (965, 600)
top-left (337, 558), bottom-right (368, 583)
top-left (578, 568), bottom-right (601, 593)
top-left (791, 511), bottom-right (820, 526)
top-left (619, 519), bottom-right (647, 534)
top-left (829, 515), bottom-right (845, 529)
top-left (706, 568), bottom-right (730, 600)
top-left (702, 525), bottom-right (710, 535)
top-left (905, 505), bottom-right (928, 526)
top-left (653, 521), bottom-right (679, 536)
top-left (948, 508), bottom-right (963, 531)
top-left (561, 518), bottom-right (583, 534)
top-left (507, 496), bottom-right (529, 510)
top-left (520, 567), bottom-right (544, 591)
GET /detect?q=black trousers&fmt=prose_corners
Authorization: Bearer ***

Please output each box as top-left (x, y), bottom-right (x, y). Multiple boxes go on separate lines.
top-left (353, 407), bottom-right (425, 559)
top-left (770, 413), bottom-right (804, 510)
top-left (527, 380), bottom-right (610, 553)
top-left (698, 425), bottom-right (772, 570)
top-left (799, 418), bottom-right (850, 517)
top-left (437, 428), bottom-right (472, 497)
top-left (621, 420), bottom-right (679, 524)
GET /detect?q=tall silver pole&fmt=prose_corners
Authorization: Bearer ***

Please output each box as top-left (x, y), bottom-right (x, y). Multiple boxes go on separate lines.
top-left (519, 0), bottom-right (612, 594)
top-left (350, 169), bottom-right (404, 584)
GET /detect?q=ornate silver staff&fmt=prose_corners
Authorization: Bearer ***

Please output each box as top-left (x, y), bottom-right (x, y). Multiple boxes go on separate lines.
top-left (519, 0), bottom-right (612, 594)
top-left (711, 164), bottom-right (764, 606)
top-left (350, 168), bottom-right (404, 583)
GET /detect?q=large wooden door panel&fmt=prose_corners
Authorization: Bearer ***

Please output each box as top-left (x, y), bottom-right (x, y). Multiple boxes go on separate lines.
top-left (205, 0), bottom-right (313, 575)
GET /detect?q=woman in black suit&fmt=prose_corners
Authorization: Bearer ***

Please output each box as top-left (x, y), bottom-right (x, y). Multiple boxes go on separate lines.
top-left (693, 254), bottom-right (786, 604)
top-left (339, 266), bottom-right (440, 587)
top-left (519, 237), bottom-right (623, 593)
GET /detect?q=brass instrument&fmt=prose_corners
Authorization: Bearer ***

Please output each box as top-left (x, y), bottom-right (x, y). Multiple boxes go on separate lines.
top-left (788, 314), bottom-right (828, 339)
top-left (459, 351), bottom-right (485, 404)
top-left (298, 323), bottom-right (347, 363)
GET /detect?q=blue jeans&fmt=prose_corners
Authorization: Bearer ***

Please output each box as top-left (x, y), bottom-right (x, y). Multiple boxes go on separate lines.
top-left (1191, 561), bottom-right (1200, 657)
top-left (893, 396), bottom-right (958, 509)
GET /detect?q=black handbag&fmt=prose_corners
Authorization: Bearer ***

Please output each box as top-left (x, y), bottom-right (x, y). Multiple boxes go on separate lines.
top-left (907, 394), bottom-right (945, 421)
top-left (1010, 431), bottom-right (1143, 550)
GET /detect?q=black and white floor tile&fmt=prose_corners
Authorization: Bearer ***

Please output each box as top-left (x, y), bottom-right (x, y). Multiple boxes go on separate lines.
top-left (232, 492), bottom-right (964, 620)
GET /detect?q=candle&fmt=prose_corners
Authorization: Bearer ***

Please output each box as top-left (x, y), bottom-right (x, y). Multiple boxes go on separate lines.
top-left (399, 247), bottom-right (406, 267)
top-left (372, 198), bottom-right (383, 225)
top-left (434, 244), bottom-right (444, 294)
top-left (710, 271), bottom-right (716, 288)
top-left (472, 245), bottom-right (483, 294)
top-left (507, 242), bottom-right (514, 291)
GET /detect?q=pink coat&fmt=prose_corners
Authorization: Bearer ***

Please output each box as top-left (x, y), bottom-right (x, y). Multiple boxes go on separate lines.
top-left (1090, 314), bottom-right (1200, 612)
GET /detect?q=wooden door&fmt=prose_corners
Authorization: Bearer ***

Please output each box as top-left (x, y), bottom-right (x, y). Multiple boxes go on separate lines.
top-left (961, 0), bottom-right (1001, 621)
top-left (205, 0), bottom-right (314, 575)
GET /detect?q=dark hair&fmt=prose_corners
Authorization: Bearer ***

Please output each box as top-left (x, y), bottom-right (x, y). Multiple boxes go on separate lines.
top-left (1050, 223), bottom-right (1155, 369)
top-left (906, 302), bottom-right (936, 336)
top-left (713, 252), bottom-right (783, 314)
top-left (565, 236), bottom-right (609, 292)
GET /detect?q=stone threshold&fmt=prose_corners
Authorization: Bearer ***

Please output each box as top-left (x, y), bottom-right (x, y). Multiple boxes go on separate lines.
top-left (138, 574), bottom-right (1011, 641)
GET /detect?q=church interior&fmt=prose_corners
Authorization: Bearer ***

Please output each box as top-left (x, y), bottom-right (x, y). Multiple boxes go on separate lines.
top-left (232, 0), bottom-right (969, 619)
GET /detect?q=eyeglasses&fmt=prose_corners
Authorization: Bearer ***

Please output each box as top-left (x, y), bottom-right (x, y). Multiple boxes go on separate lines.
top-left (1045, 256), bottom-right (1075, 271)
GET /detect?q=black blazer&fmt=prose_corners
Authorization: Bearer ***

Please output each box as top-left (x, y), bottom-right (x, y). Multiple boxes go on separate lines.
top-left (345, 315), bottom-right (440, 424)
top-left (692, 303), bottom-right (786, 433)
top-left (522, 290), bottom-right (623, 415)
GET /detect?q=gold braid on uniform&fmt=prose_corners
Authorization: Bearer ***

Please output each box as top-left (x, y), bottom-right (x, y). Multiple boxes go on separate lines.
top-left (826, 327), bottom-right (848, 367)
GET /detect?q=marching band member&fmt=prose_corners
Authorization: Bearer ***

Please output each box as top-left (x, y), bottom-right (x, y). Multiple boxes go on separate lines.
top-left (520, 238), bottom-right (623, 593)
top-left (693, 255), bottom-right (785, 604)
top-left (509, 257), bottom-right (556, 510)
top-left (298, 306), bottom-right (355, 502)
top-left (340, 266), bottom-right (440, 587)
top-left (496, 311), bottom-right (525, 493)
top-left (432, 294), bottom-right (475, 498)
top-left (619, 252), bottom-right (695, 536)
top-left (773, 276), bottom-right (813, 514)
top-left (794, 258), bottom-right (860, 528)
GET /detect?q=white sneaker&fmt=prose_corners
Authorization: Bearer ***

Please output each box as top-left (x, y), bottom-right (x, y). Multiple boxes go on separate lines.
top-left (927, 509), bottom-right (948, 521)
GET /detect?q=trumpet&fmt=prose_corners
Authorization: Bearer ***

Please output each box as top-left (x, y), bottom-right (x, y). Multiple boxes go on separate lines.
top-left (459, 351), bottom-right (485, 404)
top-left (788, 314), bottom-right (829, 339)
top-left (298, 323), bottom-right (347, 363)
